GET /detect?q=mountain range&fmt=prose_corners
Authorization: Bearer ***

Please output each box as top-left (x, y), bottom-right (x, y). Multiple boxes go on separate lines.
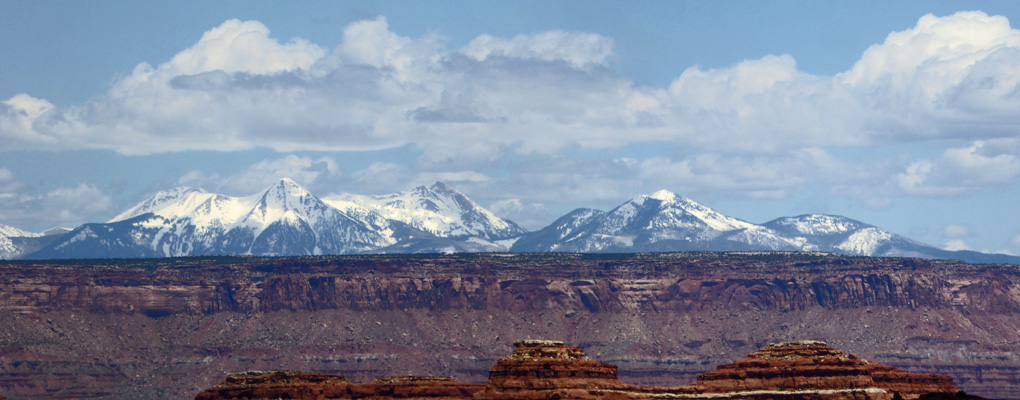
top-left (3, 178), bottom-right (1017, 264)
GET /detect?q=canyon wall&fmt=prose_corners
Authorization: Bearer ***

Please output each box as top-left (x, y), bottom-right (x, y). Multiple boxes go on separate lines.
top-left (0, 253), bottom-right (1017, 399)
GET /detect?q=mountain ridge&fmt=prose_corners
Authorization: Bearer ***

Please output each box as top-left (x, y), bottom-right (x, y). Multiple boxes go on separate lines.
top-left (6, 180), bottom-right (1019, 264)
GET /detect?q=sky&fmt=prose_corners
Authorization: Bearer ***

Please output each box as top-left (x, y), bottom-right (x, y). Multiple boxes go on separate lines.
top-left (3, 1), bottom-right (1020, 254)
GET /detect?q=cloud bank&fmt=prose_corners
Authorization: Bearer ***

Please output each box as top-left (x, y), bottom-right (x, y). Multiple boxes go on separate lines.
top-left (3, 11), bottom-right (1020, 233)
top-left (5, 12), bottom-right (1018, 155)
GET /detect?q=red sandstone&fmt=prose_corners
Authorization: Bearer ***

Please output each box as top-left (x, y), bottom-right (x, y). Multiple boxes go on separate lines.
top-left (193, 340), bottom-right (961, 400)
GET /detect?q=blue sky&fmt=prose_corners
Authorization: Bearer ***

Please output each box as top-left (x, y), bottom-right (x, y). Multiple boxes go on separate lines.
top-left (3, 1), bottom-right (1020, 254)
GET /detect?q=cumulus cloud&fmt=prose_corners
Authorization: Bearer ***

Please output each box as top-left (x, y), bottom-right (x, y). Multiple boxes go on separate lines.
top-left (488, 198), bottom-right (554, 230)
top-left (0, 167), bottom-right (22, 192)
top-left (943, 224), bottom-right (972, 238)
top-left (5, 11), bottom-right (1020, 159)
top-left (4, 11), bottom-right (1020, 210)
top-left (461, 31), bottom-right (614, 69)
top-left (178, 155), bottom-right (342, 195)
top-left (944, 239), bottom-right (972, 251)
top-left (0, 174), bottom-right (115, 231)
top-left (896, 140), bottom-right (1020, 195)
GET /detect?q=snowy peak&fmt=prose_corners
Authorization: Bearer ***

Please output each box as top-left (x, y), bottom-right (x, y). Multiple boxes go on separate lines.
top-left (614, 189), bottom-right (756, 233)
top-left (324, 181), bottom-right (525, 240)
top-left (406, 181), bottom-right (474, 214)
top-left (647, 189), bottom-right (679, 202)
top-left (0, 223), bottom-right (39, 238)
top-left (0, 223), bottom-right (52, 260)
top-left (764, 214), bottom-right (873, 236)
top-left (245, 178), bottom-right (321, 223)
top-left (763, 214), bottom-right (902, 256)
top-left (110, 186), bottom-right (208, 222)
top-left (256, 178), bottom-right (314, 206)
top-left (511, 189), bottom-right (806, 253)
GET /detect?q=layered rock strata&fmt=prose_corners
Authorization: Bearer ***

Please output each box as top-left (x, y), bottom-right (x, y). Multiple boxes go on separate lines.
top-left (691, 340), bottom-right (958, 399)
top-left (194, 370), bottom-right (352, 400)
top-left (475, 340), bottom-right (633, 399)
top-left (193, 340), bottom-right (960, 400)
top-left (0, 253), bottom-right (1017, 399)
top-left (194, 371), bottom-right (481, 400)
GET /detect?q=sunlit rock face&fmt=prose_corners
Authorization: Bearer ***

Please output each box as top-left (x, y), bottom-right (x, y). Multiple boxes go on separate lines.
top-left (193, 340), bottom-right (960, 400)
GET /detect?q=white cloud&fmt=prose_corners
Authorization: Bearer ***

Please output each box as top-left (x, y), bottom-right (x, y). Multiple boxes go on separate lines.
top-left (943, 224), bottom-right (971, 238)
top-left (461, 31), bottom-right (614, 69)
top-left (0, 181), bottom-right (115, 231)
top-left (178, 155), bottom-right (341, 195)
top-left (5, 11), bottom-right (1020, 159)
top-left (944, 239), bottom-right (972, 251)
top-left (0, 167), bottom-right (22, 192)
top-left (3, 11), bottom-right (1020, 210)
top-left (160, 19), bottom-right (325, 77)
top-left (1, 94), bottom-right (56, 145)
top-left (895, 141), bottom-right (1020, 196)
top-left (488, 198), bottom-right (553, 230)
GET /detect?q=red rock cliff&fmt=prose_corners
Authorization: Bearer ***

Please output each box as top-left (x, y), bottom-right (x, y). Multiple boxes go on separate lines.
top-left (0, 253), bottom-right (1016, 399)
top-left (193, 340), bottom-right (961, 400)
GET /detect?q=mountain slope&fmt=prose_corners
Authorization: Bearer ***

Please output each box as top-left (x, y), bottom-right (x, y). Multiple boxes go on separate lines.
top-left (765, 214), bottom-right (1020, 264)
top-left (0, 224), bottom-right (72, 260)
top-left (323, 182), bottom-right (526, 241)
top-left (512, 190), bottom-right (807, 253)
top-left (0, 224), bottom-right (41, 259)
top-left (27, 179), bottom-right (524, 259)
top-left (20, 183), bottom-right (1020, 265)
top-left (30, 179), bottom-right (396, 259)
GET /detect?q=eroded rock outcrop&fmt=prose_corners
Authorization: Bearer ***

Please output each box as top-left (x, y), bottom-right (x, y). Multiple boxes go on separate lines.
top-left (692, 340), bottom-right (958, 399)
top-left (194, 370), bottom-right (352, 400)
top-left (195, 372), bottom-right (483, 400)
top-left (193, 340), bottom-right (962, 400)
top-left (475, 340), bottom-right (634, 399)
top-left (1, 253), bottom-right (1016, 399)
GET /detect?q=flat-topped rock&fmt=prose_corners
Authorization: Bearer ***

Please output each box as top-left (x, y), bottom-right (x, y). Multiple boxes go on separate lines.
top-left (191, 340), bottom-right (962, 400)
top-left (693, 340), bottom-right (959, 399)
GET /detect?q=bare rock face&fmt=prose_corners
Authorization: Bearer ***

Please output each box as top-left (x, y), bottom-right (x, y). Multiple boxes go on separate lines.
top-left (194, 370), bottom-right (352, 400)
top-left (475, 340), bottom-right (632, 399)
top-left (352, 376), bottom-right (483, 399)
top-left (194, 372), bottom-right (483, 400)
top-left (693, 340), bottom-right (959, 399)
top-left (1, 253), bottom-right (1016, 399)
top-left (191, 340), bottom-right (962, 400)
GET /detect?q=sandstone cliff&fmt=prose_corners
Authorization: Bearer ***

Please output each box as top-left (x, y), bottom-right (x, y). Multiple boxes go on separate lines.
top-left (194, 340), bottom-right (961, 400)
top-left (0, 253), bottom-right (1017, 399)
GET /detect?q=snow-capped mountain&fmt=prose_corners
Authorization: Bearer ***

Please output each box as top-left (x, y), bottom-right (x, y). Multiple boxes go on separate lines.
top-left (28, 179), bottom-right (525, 259)
top-left (0, 224), bottom-right (68, 259)
top-left (511, 190), bottom-right (808, 253)
top-left (32, 179), bottom-right (398, 258)
top-left (763, 214), bottom-right (902, 256)
top-left (763, 214), bottom-right (1020, 264)
top-left (323, 181), bottom-right (526, 241)
top-left (17, 183), bottom-right (1020, 265)
top-left (509, 208), bottom-right (606, 252)
top-left (509, 191), bottom-right (1020, 265)
top-left (1, 224), bottom-right (39, 259)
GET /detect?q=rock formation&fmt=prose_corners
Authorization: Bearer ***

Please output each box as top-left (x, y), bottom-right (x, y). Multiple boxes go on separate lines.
top-left (193, 340), bottom-right (961, 400)
top-left (475, 339), bottom-right (632, 399)
top-left (0, 253), bottom-right (1016, 399)
top-left (691, 340), bottom-right (958, 399)
top-left (194, 371), bottom-right (481, 400)
top-left (194, 370), bottom-right (352, 400)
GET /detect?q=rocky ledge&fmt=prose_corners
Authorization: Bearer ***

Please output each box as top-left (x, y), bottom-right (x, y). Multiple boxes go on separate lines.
top-left (194, 340), bottom-right (964, 400)
top-left (690, 340), bottom-right (959, 399)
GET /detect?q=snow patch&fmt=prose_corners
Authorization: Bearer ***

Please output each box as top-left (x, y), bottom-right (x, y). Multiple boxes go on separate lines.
top-left (836, 227), bottom-right (893, 255)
